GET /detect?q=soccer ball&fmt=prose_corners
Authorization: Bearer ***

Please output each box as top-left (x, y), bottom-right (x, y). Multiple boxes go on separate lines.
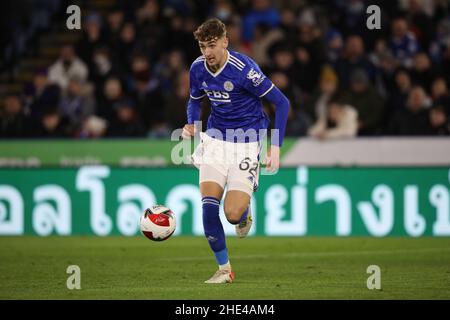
top-left (140, 205), bottom-right (176, 241)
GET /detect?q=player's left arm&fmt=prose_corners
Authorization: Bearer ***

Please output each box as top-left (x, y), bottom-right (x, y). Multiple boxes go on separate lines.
top-left (240, 58), bottom-right (290, 172)
top-left (263, 85), bottom-right (290, 172)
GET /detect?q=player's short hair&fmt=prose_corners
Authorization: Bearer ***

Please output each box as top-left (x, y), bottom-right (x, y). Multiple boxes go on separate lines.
top-left (194, 18), bottom-right (226, 42)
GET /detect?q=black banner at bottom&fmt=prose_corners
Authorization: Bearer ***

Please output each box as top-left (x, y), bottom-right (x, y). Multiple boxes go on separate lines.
top-left (1, 300), bottom-right (446, 319)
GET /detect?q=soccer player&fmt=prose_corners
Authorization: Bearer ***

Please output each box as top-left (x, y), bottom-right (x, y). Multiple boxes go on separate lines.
top-left (183, 18), bottom-right (290, 284)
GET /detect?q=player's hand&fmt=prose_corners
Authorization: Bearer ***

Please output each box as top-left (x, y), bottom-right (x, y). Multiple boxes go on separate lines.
top-left (265, 145), bottom-right (280, 173)
top-left (182, 124), bottom-right (196, 139)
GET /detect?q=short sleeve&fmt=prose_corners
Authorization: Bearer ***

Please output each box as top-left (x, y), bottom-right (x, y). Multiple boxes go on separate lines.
top-left (240, 57), bottom-right (274, 98)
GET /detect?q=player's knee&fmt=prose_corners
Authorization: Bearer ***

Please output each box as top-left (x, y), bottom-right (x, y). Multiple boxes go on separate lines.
top-left (224, 206), bottom-right (246, 225)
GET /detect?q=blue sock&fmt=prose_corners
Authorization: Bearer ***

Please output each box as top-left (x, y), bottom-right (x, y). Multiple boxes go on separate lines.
top-left (202, 196), bottom-right (228, 265)
top-left (239, 207), bottom-right (249, 223)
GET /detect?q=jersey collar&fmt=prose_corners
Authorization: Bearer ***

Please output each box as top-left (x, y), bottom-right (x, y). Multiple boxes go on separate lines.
top-left (204, 50), bottom-right (229, 78)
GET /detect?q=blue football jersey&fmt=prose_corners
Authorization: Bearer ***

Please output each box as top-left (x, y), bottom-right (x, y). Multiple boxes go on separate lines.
top-left (189, 50), bottom-right (274, 141)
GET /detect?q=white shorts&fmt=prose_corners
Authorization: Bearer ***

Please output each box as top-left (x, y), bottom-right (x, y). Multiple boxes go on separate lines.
top-left (191, 133), bottom-right (261, 195)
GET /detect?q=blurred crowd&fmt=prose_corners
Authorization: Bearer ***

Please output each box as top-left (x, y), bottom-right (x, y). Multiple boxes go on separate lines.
top-left (1, 0), bottom-right (450, 139)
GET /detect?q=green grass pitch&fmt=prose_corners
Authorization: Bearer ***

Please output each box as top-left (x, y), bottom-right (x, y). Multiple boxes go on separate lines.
top-left (1, 236), bottom-right (449, 299)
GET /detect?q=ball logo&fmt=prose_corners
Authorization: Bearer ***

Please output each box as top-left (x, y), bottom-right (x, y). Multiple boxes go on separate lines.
top-left (224, 81), bottom-right (234, 92)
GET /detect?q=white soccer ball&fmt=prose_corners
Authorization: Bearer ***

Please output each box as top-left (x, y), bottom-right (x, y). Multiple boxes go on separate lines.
top-left (140, 205), bottom-right (176, 241)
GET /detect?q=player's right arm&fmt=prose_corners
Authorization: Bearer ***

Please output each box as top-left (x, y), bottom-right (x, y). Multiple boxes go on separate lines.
top-left (183, 64), bottom-right (205, 139)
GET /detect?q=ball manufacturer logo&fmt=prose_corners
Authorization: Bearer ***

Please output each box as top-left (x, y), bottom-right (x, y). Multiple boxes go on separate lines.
top-left (152, 214), bottom-right (170, 226)
top-left (224, 81), bottom-right (234, 92)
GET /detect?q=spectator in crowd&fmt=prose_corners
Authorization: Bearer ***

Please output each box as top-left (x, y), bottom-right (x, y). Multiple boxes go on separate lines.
top-left (59, 76), bottom-right (96, 136)
top-left (410, 52), bottom-right (438, 92)
top-left (90, 46), bottom-right (116, 90)
top-left (385, 68), bottom-right (412, 119)
top-left (325, 28), bottom-right (344, 64)
top-left (341, 69), bottom-right (385, 135)
top-left (380, 53), bottom-right (400, 86)
top-left (26, 69), bottom-right (61, 119)
top-left (429, 19), bottom-right (450, 63)
top-left (48, 44), bottom-right (88, 93)
top-left (32, 107), bottom-right (70, 138)
top-left (278, 8), bottom-right (297, 44)
top-left (431, 77), bottom-right (450, 114)
top-left (242, 0), bottom-right (280, 42)
top-left (79, 115), bottom-right (108, 139)
top-left (157, 49), bottom-right (187, 94)
top-left (371, 40), bottom-right (399, 96)
top-left (305, 65), bottom-right (340, 123)
top-left (98, 76), bottom-right (125, 122)
top-left (334, 0), bottom-right (367, 35)
top-left (136, 0), bottom-right (165, 61)
top-left (164, 14), bottom-right (198, 63)
top-left (179, 16), bottom-right (201, 63)
top-left (116, 22), bottom-right (138, 76)
top-left (76, 13), bottom-right (105, 74)
top-left (389, 17), bottom-right (420, 68)
top-left (406, 0), bottom-right (434, 50)
top-left (292, 45), bottom-right (320, 94)
top-left (125, 54), bottom-right (169, 137)
top-left (106, 98), bottom-right (146, 137)
top-left (388, 86), bottom-right (433, 135)
top-left (369, 39), bottom-right (392, 70)
top-left (334, 35), bottom-right (377, 89)
top-left (226, 19), bottom-right (252, 57)
top-left (105, 7), bottom-right (125, 57)
top-left (0, 93), bottom-right (31, 138)
top-left (128, 53), bottom-right (167, 135)
top-left (429, 105), bottom-right (450, 135)
top-left (266, 45), bottom-right (296, 82)
top-left (250, 23), bottom-right (284, 67)
top-left (294, 16), bottom-right (326, 90)
top-left (308, 100), bottom-right (358, 140)
top-left (212, 0), bottom-right (235, 24)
